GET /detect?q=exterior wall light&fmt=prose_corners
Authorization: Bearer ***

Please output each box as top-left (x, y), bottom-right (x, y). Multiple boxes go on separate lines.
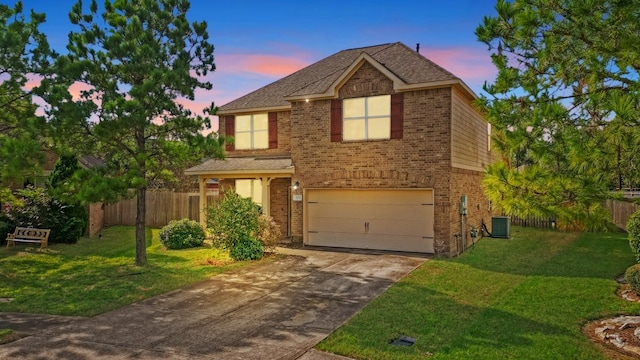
top-left (293, 181), bottom-right (300, 190)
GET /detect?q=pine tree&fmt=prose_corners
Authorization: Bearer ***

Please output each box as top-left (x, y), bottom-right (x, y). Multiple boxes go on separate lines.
top-left (476, 0), bottom-right (640, 231)
top-left (45, 0), bottom-right (224, 265)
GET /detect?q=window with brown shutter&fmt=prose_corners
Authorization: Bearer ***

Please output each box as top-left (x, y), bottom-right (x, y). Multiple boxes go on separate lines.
top-left (331, 99), bottom-right (342, 142)
top-left (391, 93), bottom-right (404, 139)
top-left (268, 112), bottom-right (278, 149)
top-left (224, 115), bottom-right (235, 151)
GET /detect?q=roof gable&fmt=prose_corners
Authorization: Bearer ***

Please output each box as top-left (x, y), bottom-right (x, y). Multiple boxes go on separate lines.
top-left (218, 42), bottom-right (473, 114)
top-left (284, 52), bottom-right (406, 101)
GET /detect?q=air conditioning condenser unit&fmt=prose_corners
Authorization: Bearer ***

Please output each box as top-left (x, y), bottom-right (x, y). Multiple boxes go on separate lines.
top-left (491, 216), bottom-right (510, 238)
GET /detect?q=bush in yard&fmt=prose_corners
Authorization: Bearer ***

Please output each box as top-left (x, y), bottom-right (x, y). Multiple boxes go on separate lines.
top-left (9, 187), bottom-right (87, 244)
top-left (229, 235), bottom-right (264, 261)
top-left (626, 264), bottom-right (640, 295)
top-left (628, 210), bottom-right (640, 263)
top-left (206, 189), bottom-right (260, 250)
top-left (257, 214), bottom-right (281, 251)
top-left (159, 219), bottom-right (205, 250)
top-left (0, 213), bottom-right (16, 246)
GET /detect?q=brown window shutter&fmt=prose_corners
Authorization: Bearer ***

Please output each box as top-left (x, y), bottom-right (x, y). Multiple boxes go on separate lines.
top-left (224, 115), bottom-right (235, 151)
top-left (268, 112), bottom-right (278, 149)
top-left (330, 99), bottom-right (342, 142)
top-left (391, 93), bottom-right (404, 139)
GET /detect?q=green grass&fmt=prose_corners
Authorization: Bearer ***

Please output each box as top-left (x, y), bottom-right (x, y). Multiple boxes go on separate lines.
top-left (0, 226), bottom-right (271, 317)
top-left (318, 227), bottom-right (640, 359)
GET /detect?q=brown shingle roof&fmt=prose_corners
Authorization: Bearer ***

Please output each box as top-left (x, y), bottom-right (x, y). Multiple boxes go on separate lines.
top-left (184, 157), bottom-right (294, 175)
top-left (218, 42), bottom-right (461, 113)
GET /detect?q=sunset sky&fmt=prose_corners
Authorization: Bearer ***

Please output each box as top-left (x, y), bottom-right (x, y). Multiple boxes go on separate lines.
top-left (14, 0), bottom-right (500, 130)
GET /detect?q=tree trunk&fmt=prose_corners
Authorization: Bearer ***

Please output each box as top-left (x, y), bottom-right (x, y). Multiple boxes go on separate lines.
top-left (618, 145), bottom-right (623, 190)
top-left (135, 185), bottom-right (147, 266)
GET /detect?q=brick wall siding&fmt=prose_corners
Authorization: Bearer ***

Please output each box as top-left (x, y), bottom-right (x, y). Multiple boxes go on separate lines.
top-left (290, 62), bottom-right (457, 254)
top-left (449, 168), bottom-right (493, 255)
top-left (269, 178), bottom-right (290, 237)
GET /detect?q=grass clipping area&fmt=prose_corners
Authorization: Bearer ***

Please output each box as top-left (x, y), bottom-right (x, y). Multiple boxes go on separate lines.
top-left (318, 227), bottom-right (640, 360)
top-left (0, 226), bottom-right (267, 317)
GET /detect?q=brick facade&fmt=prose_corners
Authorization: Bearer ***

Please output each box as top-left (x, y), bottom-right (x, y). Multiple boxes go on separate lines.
top-left (449, 168), bottom-right (493, 254)
top-left (214, 55), bottom-right (489, 256)
top-left (289, 63), bottom-right (464, 254)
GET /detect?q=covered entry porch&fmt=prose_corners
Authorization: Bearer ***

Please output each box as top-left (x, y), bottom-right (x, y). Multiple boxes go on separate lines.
top-left (184, 157), bottom-right (295, 231)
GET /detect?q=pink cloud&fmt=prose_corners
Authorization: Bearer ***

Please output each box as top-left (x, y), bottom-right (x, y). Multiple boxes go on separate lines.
top-left (68, 81), bottom-right (95, 101)
top-left (217, 53), bottom-right (310, 77)
top-left (24, 74), bottom-right (42, 90)
top-left (421, 46), bottom-right (496, 92)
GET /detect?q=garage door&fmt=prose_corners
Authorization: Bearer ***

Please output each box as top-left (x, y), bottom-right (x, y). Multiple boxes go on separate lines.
top-left (306, 189), bottom-right (434, 253)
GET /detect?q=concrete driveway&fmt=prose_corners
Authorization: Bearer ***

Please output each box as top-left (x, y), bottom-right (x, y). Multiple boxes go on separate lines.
top-left (0, 247), bottom-right (427, 359)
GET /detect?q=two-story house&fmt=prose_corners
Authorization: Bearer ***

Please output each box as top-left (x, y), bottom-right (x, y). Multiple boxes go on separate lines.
top-left (186, 42), bottom-right (491, 256)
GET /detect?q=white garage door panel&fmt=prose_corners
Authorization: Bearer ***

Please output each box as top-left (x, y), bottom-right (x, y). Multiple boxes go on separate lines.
top-left (308, 189), bottom-right (433, 205)
top-left (309, 203), bottom-right (429, 222)
top-left (307, 232), bottom-right (433, 253)
top-left (306, 189), bottom-right (435, 253)
top-left (367, 218), bottom-right (431, 237)
top-left (307, 216), bottom-right (364, 233)
top-left (308, 217), bottom-right (428, 237)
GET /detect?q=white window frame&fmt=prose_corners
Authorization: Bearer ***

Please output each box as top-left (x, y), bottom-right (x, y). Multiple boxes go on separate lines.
top-left (235, 114), bottom-right (268, 150)
top-left (343, 95), bottom-right (391, 141)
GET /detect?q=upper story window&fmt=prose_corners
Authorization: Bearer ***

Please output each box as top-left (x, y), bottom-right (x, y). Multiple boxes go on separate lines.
top-left (235, 114), bottom-right (268, 150)
top-left (224, 113), bottom-right (278, 152)
top-left (343, 95), bottom-right (391, 141)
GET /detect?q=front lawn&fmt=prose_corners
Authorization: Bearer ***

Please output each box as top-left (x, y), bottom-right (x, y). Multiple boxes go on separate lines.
top-left (0, 226), bottom-right (269, 317)
top-left (318, 227), bottom-right (640, 359)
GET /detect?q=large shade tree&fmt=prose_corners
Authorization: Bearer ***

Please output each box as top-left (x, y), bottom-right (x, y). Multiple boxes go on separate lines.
top-left (45, 0), bottom-right (223, 265)
top-left (0, 2), bottom-right (53, 204)
top-left (476, 0), bottom-right (640, 231)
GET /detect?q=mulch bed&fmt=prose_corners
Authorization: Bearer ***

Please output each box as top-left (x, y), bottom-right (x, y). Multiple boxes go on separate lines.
top-left (583, 282), bottom-right (640, 359)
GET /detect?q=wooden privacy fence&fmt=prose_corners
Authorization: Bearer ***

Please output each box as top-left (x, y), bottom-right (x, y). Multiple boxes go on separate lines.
top-left (509, 200), bottom-right (639, 231)
top-left (510, 216), bottom-right (557, 229)
top-left (606, 199), bottom-right (640, 230)
top-left (104, 190), bottom-right (219, 228)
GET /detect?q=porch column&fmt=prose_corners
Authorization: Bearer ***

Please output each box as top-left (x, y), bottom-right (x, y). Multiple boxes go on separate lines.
top-left (260, 177), bottom-right (274, 217)
top-left (199, 175), bottom-right (207, 228)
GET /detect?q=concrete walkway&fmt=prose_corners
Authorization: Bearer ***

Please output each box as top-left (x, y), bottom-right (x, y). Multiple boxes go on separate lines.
top-left (0, 247), bottom-right (427, 359)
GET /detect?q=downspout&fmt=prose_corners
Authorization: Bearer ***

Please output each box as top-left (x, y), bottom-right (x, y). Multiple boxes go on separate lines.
top-left (461, 213), bottom-right (466, 253)
top-left (459, 195), bottom-right (468, 254)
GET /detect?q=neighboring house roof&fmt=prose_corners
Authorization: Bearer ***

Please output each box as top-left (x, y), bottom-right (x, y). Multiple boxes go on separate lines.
top-left (185, 157), bottom-right (295, 177)
top-left (218, 42), bottom-right (472, 114)
top-left (79, 155), bottom-right (106, 169)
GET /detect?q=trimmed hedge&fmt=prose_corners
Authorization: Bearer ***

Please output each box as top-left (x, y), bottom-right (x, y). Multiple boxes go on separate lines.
top-left (159, 219), bottom-right (205, 250)
top-left (628, 210), bottom-right (640, 263)
top-left (626, 263), bottom-right (640, 295)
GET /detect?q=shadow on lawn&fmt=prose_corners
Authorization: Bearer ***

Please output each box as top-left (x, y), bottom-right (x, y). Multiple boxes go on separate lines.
top-left (458, 228), bottom-right (634, 280)
top-left (326, 284), bottom-right (573, 358)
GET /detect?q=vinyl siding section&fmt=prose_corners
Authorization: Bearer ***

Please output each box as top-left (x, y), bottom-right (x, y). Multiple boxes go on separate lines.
top-left (450, 88), bottom-right (489, 172)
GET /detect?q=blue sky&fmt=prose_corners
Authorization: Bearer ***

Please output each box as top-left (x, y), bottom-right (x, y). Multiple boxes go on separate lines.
top-left (15, 0), bottom-right (499, 130)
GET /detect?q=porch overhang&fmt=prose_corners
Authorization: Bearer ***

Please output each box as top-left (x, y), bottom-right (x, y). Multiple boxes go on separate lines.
top-left (185, 157), bottom-right (295, 227)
